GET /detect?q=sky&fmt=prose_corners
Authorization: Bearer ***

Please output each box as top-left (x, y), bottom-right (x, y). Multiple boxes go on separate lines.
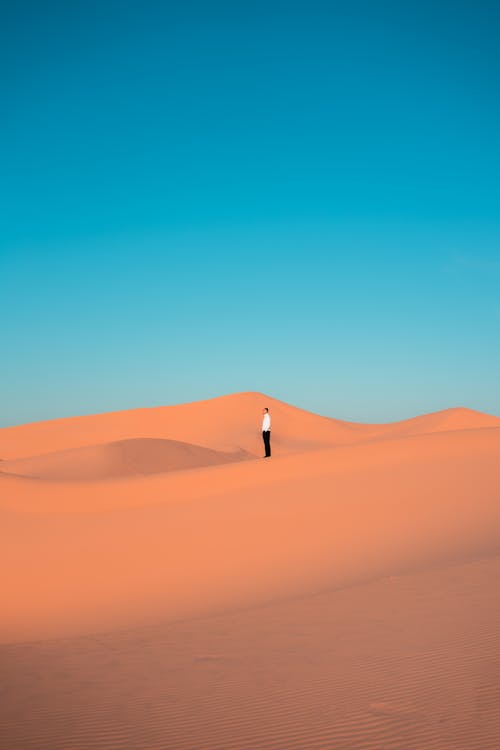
top-left (1, 0), bottom-right (499, 426)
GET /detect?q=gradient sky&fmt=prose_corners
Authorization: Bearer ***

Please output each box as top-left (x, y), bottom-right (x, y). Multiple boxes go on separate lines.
top-left (1, 0), bottom-right (499, 427)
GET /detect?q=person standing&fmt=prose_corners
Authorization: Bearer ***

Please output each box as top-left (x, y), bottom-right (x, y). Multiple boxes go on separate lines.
top-left (262, 407), bottom-right (271, 457)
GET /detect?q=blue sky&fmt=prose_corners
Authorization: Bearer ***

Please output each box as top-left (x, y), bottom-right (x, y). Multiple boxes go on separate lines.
top-left (1, 0), bottom-right (499, 426)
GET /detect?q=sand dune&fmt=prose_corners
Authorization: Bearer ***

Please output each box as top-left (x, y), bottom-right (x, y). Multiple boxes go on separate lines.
top-left (368, 404), bottom-right (500, 439)
top-left (1, 392), bottom-right (499, 749)
top-left (0, 437), bottom-right (253, 481)
top-left (1, 391), bottom-right (497, 461)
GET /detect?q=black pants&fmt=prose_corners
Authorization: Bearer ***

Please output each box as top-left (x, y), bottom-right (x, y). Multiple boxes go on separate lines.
top-left (262, 430), bottom-right (271, 457)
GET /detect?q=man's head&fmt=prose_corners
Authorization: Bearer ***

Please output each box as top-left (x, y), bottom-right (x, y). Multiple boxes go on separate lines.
top-left (262, 407), bottom-right (269, 414)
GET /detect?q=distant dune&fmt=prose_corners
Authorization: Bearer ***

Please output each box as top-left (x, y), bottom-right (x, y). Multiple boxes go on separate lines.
top-left (1, 392), bottom-right (499, 750)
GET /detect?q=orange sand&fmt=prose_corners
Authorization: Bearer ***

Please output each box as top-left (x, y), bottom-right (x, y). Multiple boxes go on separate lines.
top-left (1, 392), bottom-right (499, 749)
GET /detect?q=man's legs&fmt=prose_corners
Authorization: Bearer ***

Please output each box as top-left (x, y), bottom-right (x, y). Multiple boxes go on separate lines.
top-left (263, 430), bottom-right (271, 457)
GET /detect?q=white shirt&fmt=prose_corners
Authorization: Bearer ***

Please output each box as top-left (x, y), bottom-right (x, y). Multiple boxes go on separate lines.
top-left (262, 413), bottom-right (271, 431)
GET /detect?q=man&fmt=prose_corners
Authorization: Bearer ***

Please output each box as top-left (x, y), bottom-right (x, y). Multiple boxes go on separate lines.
top-left (262, 407), bottom-right (271, 458)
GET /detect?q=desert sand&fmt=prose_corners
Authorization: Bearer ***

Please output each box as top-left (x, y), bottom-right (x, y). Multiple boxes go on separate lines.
top-left (1, 391), bottom-right (499, 749)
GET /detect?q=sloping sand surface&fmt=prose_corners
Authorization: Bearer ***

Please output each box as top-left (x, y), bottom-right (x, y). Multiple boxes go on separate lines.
top-left (2, 555), bottom-right (499, 750)
top-left (1, 392), bottom-right (499, 749)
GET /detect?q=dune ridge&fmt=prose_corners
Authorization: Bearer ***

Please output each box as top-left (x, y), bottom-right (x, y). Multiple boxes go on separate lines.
top-left (1, 391), bottom-right (498, 463)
